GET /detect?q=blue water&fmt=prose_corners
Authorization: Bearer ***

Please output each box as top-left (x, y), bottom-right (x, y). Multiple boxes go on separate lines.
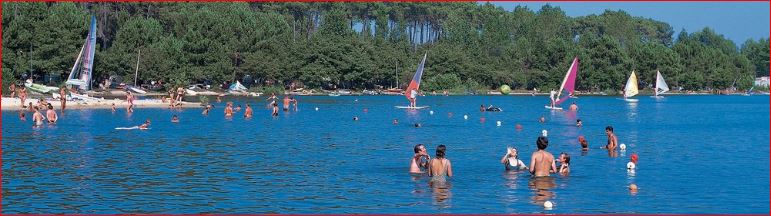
top-left (3, 95), bottom-right (769, 214)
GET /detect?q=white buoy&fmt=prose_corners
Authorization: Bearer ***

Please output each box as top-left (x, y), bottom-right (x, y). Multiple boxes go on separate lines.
top-left (619, 143), bottom-right (627, 151)
top-left (464, 115), bottom-right (468, 120)
top-left (315, 107), bottom-right (319, 111)
top-left (542, 130), bottom-right (548, 137)
top-left (544, 200), bottom-right (554, 209)
top-left (627, 161), bottom-right (636, 170)
top-left (430, 110), bottom-right (434, 115)
top-left (496, 121), bottom-right (502, 127)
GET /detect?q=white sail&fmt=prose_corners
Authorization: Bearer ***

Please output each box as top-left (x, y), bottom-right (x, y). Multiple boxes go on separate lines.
top-left (624, 71), bottom-right (639, 98)
top-left (66, 16), bottom-right (97, 90)
top-left (655, 70), bottom-right (669, 96)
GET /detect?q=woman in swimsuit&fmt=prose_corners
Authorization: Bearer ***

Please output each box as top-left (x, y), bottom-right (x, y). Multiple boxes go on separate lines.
top-left (428, 145), bottom-right (453, 183)
top-left (501, 146), bottom-right (528, 171)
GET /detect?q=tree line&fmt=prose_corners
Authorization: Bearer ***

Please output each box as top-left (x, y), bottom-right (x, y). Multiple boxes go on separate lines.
top-left (2, 2), bottom-right (768, 93)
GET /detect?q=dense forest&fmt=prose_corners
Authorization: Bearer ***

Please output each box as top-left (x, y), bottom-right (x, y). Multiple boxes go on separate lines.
top-left (2, 2), bottom-right (768, 93)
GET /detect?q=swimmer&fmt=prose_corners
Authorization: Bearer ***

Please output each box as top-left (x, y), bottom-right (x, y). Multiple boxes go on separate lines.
top-left (235, 105), bottom-right (242, 112)
top-left (32, 106), bottom-right (45, 126)
top-left (529, 136), bottom-right (557, 177)
top-left (244, 103), bottom-right (253, 118)
top-left (393, 119), bottom-right (399, 125)
top-left (569, 102), bottom-right (578, 111)
top-left (578, 136), bottom-right (589, 151)
top-left (603, 126), bottom-right (618, 151)
top-left (501, 146), bottom-right (528, 170)
top-left (428, 145), bottom-right (453, 181)
top-left (291, 97), bottom-right (298, 111)
top-left (557, 152), bottom-right (570, 174)
top-left (202, 104), bottom-right (212, 115)
top-left (19, 111), bottom-right (26, 121)
top-left (138, 119), bottom-right (151, 129)
top-left (414, 123), bottom-right (421, 128)
top-left (576, 119), bottom-right (582, 127)
top-left (409, 144), bottom-right (431, 173)
top-left (171, 115), bottom-right (180, 123)
top-left (539, 116), bottom-right (546, 123)
top-left (353, 116), bottom-right (359, 121)
top-left (28, 102), bottom-right (35, 112)
top-left (46, 104), bottom-right (58, 123)
top-left (480, 104), bottom-right (485, 112)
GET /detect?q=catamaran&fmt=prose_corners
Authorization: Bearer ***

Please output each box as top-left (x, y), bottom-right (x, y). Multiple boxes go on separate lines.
top-left (396, 53), bottom-right (429, 109)
top-left (623, 71), bottom-right (639, 101)
top-left (652, 70), bottom-right (669, 98)
top-left (545, 57), bottom-right (579, 110)
top-left (56, 15), bottom-right (100, 102)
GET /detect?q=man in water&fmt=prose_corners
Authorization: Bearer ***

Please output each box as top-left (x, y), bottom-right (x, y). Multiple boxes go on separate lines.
top-left (578, 136), bottom-right (589, 151)
top-left (291, 97), bottom-right (298, 111)
top-left (576, 119), bottom-right (582, 127)
top-left (202, 104), bottom-right (212, 115)
top-left (271, 101), bottom-right (279, 117)
top-left (235, 105), bottom-right (242, 112)
top-left (393, 119), bottom-right (399, 125)
top-left (282, 95), bottom-right (291, 111)
top-left (529, 136), bottom-right (557, 177)
top-left (539, 116), bottom-right (546, 123)
top-left (409, 89), bottom-right (418, 107)
top-left (171, 115), bottom-right (180, 123)
top-left (46, 104), bottom-right (58, 123)
top-left (138, 119), bottom-right (151, 129)
top-left (244, 103), bottom-right (253, 118)
top-left (604, 126), bottom-right (618, 151)
top-left (569, 102), bottom-right (578, 111)
top-left (549, 89), bottom-right (557, 108)
top-left (409, 144), bottom-right (431, 174)
top-left (19, 111), bottom-right (26, 121)
top-left (480, 104), bottom-right (485, 112)
top-left (32, 106), bottom-right (45, 126)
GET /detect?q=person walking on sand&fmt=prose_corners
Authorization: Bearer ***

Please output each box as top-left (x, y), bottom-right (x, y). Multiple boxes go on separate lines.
top-left (126, 91), bottom-right (135, 113)
top-left (59, 87), bottom-right (68, 111)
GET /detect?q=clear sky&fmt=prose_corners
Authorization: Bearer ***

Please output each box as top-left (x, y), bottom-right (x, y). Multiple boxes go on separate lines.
top-left (486, 2), bottom-right (770, 46)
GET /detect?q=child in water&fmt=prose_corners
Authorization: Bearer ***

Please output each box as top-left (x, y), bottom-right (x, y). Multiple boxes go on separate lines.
top-left (501, 146), bottom-right (528, 170)
top-left (558, 152), bottom-right (570, 174)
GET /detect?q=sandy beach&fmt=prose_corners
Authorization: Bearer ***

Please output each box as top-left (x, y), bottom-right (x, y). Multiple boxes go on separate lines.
top-left (1, 97), bottom-right (202, 111)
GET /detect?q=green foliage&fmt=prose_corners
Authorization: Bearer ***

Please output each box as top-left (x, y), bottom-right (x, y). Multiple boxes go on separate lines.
top-left (1, 2), bottom-right (763, 93)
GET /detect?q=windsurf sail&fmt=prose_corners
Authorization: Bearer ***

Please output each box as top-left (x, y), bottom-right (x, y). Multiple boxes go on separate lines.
top-left (655, 70), bottom-right (669, 96)
top-left (624, 71), bottom-right (639, 98)
top-left (553, 57), bottom-right (579, 106)
top-left (404, 53), bottom-right (427, 102)
top-left (66, 15), bottom-right (97, 91)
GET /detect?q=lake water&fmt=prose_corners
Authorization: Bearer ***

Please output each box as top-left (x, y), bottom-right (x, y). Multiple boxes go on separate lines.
top-left (2, 95), bottom-right (769, 214)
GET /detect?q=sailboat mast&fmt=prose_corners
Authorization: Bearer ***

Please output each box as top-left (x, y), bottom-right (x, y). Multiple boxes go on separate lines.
top-left (134, 49), bottom-right (141, 86)
top-left (395, 59), bottom-right (399, 88)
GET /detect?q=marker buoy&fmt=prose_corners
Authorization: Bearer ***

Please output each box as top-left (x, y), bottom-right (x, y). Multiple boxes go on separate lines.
top-left (542, 129), bottom-right (548, 137)
top-left (363, 108), bottom-right (368, 112)
top-left (619, 143), bottom-right (627, 150)
top-left (496, 121), bottom-right (502, 127)
top-left (627, 161), bottom-right (636, 170)
top-left (429, 110), bottom-right (434, 115)
top-left (464, 115), bottom-right (468, 120)
top-left (480, 117), bottom-right (486, 123)
top-left (315, 107), bottom-right (319, 111)
top-left (515, 124), bottom-right (523, 130)
top-left (544, 201), bottom-right (554, 209)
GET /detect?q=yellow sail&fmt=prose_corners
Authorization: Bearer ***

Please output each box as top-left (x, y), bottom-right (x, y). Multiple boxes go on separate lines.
top-left (624, 71), bottom-right (639, 98)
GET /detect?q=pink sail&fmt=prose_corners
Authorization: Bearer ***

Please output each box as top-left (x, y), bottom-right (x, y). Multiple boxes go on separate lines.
top-left (554, 57), bottom-right (579, 106)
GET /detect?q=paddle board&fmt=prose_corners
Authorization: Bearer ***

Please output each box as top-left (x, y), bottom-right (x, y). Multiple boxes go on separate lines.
top-left (544, 105), bottom-right (563, 110)
top-left (395, 106), bottom-right (430, 109)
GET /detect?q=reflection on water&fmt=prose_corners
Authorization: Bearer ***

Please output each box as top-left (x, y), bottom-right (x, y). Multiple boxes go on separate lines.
top-left (430, 180), bottom-right (452, 209)
top-left (528, 176), bottom-right (556, 205)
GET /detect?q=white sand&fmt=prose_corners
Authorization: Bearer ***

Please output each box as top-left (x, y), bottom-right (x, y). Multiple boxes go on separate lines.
top-left (1, 97), bottom-right (201, 111)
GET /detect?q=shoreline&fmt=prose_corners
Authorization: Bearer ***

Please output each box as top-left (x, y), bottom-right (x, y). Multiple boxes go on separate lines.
top-left (1, 97), bottom-right (201, 111)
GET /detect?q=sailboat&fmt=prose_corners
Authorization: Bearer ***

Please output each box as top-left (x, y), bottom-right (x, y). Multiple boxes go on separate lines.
top-left (623, 71), bottom-right (639, 102)
top-left (652, 70), bottom-right (670, 98)
top-left (66, 15), bottom-right (97, 92)
top-left (545, 57), bottom-right (579, 110)
top-left (743, 86), bottom-right (754, 96)
top-left (395, 53), bottom-right (429, 109)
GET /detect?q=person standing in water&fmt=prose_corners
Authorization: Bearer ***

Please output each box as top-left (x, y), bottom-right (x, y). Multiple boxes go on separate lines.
top-left (569, 102), bottom-right (578, 111)
top-left (409, 144), bottom-right (431, 174)
top-left (126, 91), bottom-right (135, 113)
top-left (501, 146), bottom-right (528, 171)
top-left (59, 87), bottom-right (67, 111)
top-left (244, 103), bottom-right (253, 118)
top-left (111, 103), bottom-right (117, 112)
top-left (32, 106), bottom-right (45, 126)
top-left (428, 145), bottom-right (453, 182)
top-left (529, 136), bottom-right (557, 177)
top-left (557, 152), bottom-right (570, 175)
top-left (224, 102), bottom-right (233, 117)
top-left (46, 104), bottom-right (58, 123)
top-left (578, 136), bottom-right (589, 151)
top-left (282, 95), bottom-right (291, 111)
top-left (603, 126), bottom-right (618, 151)
top-left (271, 101), bottom-right (279, 117)
top-left (291, 97), bottom-right (298, 111)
